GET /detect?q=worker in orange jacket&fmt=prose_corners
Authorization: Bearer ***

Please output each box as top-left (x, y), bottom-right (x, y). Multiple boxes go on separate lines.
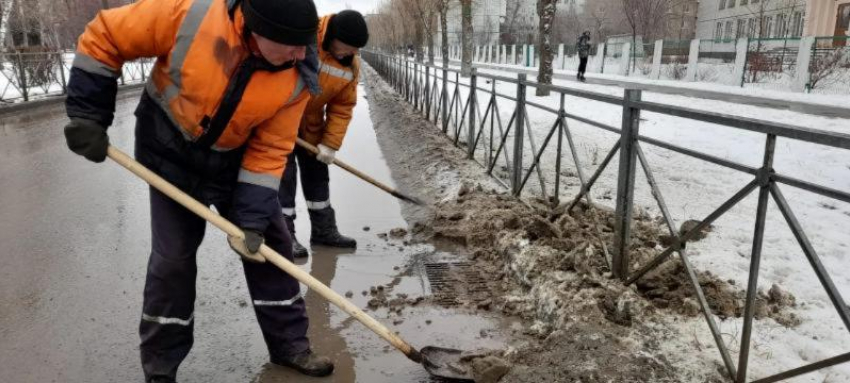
top-left (278, 10), bottom-right (368, 257)
top-left (62, 0), bottom-right (334, 381)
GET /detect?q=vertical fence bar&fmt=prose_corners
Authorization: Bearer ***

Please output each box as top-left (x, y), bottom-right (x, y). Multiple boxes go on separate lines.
top-left (442, 67), bottom-right (449, 134)
top-left (414, 62), bottom-right (420, 111)
top-left (57, 52), bottom-right (67, 94)
top-left (554, 93), bottom-right (565, 205)
top-left (468, 68), bottom-right (477, 159)
top-left (425, 66), bottom-right (431, 120)
top-left (612, 88), bottom-right (642, 279)
top-left (737, 134), bottom-right (777, 383)
top-left (512, 73), bottom-right (527, 195)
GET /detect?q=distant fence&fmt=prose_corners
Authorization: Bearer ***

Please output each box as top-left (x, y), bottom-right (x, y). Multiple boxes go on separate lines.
top-left (0, 51), bottom-right (151, 104)
top-left (433, 35), bottom-right (850, 94)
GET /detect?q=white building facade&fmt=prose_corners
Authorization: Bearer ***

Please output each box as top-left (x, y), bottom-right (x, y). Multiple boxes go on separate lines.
top-left (696, 0), bottom-right (807, 40)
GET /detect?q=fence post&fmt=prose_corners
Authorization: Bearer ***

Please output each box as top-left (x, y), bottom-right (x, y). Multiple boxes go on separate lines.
top-left (511, 45), bottom-right (516, 65)
top-left (596, 42), bottom-right (606, 73)
top-left (529, 45), bottom-right (535, 67)
top-left (425, 65), bottom-right (431, 120)
top-left (404, 59), bottom-right (410, 101)
top-left (414, 62), bottom-right (420, 110)
top-left (442, 67), bottom-right (449, 134)
top-left (619, 42), bottom-right (631, 76)
top-left (467, 68), bottom-right (477, 159)
top-left (613, 88), bottom-right (642, 280)
top-left (685, 38), bottom-right (700, 81)
top-left (512, 73), bottom-right (527, 195)
top-left (734, 37), bottom-right (749, 87)
top-left (557, 43), bottom-right (564, 70)
top-left (736, 134), bottom-right (777, 383)
top-left (16, 52), bottom-right (29, 102)
top-left (651, 40), bottom-right (663, 80)
top-left (794, 36), bottom-right (815, 92)
top-left (57, 52), bottom-right (68, 94)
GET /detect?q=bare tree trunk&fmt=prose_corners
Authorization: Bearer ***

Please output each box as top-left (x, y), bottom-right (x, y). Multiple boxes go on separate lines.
top-left (440, 0), bottom-right (448, 67)
top-left (425, 9), bottom-right (435, 64)
top-left (0, 0), bottom-right (14, 50)
top-left (460, 0), bottom-right (473, 77)
top-left (536, 0), bottom-right (556, 96)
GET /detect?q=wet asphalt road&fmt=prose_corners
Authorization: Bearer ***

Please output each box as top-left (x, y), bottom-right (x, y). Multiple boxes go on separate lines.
top-left (0, 87), bottom-right (508, 382)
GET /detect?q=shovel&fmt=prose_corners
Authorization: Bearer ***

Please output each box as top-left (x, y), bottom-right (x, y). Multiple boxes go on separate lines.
top-left (295, 138), bottom-right (425, 206)
top-left (106, 145), bottom-right (471, 381)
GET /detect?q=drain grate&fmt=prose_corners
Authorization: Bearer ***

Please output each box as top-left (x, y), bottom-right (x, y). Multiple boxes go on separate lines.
top-left (424, 262), bottom-right (491, 306)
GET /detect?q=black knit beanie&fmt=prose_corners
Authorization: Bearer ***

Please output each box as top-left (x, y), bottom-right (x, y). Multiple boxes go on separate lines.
top-left (242, 0), bottom-right (318, 46)
top-left (327, 10), bottom-right (369, 48)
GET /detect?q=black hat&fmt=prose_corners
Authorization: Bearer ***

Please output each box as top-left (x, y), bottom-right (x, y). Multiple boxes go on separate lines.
top-left (242, 0), bottom-right (318, 46)
top-left (327, 10), bottom-right (369, 48)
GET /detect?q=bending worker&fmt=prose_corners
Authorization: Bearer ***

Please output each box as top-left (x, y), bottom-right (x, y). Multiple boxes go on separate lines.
top-left (278, 10), bottom-right (369, 257)
top-left (62, 0), bottom-right (334, 381)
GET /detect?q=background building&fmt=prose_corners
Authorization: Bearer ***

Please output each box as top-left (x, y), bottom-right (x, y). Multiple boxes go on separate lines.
top-left (696, 0), bottom-right (807, 40)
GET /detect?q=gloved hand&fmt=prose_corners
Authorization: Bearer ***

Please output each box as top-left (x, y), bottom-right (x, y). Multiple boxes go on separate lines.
top-left (64, 118), bottom-right (109, 163)
top-left (316, 143), bottom-right (337, 165)
top-left (227, 229), bottom-right (266, 263)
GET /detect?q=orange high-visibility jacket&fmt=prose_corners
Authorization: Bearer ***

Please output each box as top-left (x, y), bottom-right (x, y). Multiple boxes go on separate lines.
top-left (73, 0), bottom-right (309, 190)
top-left (299, 15), bottom-right (359, 150)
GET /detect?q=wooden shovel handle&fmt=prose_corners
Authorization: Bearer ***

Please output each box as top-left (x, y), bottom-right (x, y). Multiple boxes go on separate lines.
top-left (296, 138), bottom-right (422, 205)
top-left (106, 146), bottom-right (422, 363)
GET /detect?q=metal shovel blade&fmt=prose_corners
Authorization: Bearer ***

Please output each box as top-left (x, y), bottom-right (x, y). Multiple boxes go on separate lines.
top-left (421, 346), bottom-right (474, 381)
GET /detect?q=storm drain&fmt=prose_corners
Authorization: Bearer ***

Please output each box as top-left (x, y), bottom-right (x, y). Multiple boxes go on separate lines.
top-left (424, 262), bottom-right (491, 306)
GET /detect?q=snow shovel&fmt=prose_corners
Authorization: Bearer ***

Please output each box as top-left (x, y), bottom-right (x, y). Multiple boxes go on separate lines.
top-left (105, 145), bottom-right (470, 381)
top-left (295, 138), bottom-right (424, 206)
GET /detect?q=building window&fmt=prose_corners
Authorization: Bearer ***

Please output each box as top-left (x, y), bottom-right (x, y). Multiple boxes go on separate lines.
top-left (719, 0), bottom-right (725, 10)
top-left (748, 18), bottom-right (757, 37)
top-left (736, 19), bottom-right (746, 38)
top-left (725, 20), bottom-right (733, 39)
top-left (790, 12), bottom-right (803, 37)
top-left (716, 22), bottom-right (724, 40)
top-left (740, 0), bottom-right (748, 5)
top-left (727, 0), bottom-right (736, 8)
top-left (776, 14), bottom-right (786, 37)
top-left (762, 16), bottom-right (773, 37)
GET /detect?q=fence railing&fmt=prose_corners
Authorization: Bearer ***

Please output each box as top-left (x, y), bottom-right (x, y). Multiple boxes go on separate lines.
top-left (363, 50), bottom-right (850, 383)
top-left (0, 51), bottom-right (151, 104)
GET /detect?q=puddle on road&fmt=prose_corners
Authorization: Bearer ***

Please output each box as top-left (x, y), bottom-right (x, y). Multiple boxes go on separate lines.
top-left (253, 86), bottom-right (513, 383)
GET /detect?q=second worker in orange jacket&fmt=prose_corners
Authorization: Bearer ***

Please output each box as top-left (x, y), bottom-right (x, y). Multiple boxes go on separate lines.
top-left (278, 11), bottom-right (369, 257)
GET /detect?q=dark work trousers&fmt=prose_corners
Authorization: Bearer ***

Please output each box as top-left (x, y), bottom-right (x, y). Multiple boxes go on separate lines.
top-left (135, 93), bottom-right (309, 383)
top-left (278, 145), bottom-right (331, 220)
top-left (578, 57), bottom-right (589, 76)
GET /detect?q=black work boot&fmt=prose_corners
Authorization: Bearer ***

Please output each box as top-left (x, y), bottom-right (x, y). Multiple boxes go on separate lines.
top-left (284, 215), bottom-right (309, 258)
top-left (272, 350), bottom-right (334, 377)
top-left (308, 207), bottom-right (357, 248)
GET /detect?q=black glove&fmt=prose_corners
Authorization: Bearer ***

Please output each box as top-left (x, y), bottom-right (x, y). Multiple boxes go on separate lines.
top-left (64, 118), bottom-right (109, 163)
top-left (243, 229), bottom-right (264, 253)
top-left (227, 229), bottom-right (266, 263)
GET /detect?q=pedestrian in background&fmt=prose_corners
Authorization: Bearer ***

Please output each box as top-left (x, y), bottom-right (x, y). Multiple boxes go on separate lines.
top-left (577, 30), bottom-right (591, 82)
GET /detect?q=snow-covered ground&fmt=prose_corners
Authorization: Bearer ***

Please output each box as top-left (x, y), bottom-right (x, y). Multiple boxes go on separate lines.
top-left (380, 58), bottom-right (850, 382)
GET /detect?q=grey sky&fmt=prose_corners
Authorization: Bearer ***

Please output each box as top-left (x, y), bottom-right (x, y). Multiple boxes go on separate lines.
top-left (313, 0), bottom-right (380, 15)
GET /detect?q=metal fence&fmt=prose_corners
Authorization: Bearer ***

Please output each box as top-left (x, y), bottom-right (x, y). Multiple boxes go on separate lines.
top-left (743, 37), bottom-right (802, 91)
top-left (0, 51), bottom-right (152, 104)
top-left (808, 36), bottom-right (850, 95)
top-left (362, 50), bottom-right (850, 383)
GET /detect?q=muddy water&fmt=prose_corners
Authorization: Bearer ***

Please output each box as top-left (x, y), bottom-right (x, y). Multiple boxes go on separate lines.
top-left (0, 87), bottom-right (509, 382)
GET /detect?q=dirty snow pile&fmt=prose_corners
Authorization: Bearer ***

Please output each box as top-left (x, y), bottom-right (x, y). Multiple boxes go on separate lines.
top-left (412, 182), bottom-right (800, 382)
